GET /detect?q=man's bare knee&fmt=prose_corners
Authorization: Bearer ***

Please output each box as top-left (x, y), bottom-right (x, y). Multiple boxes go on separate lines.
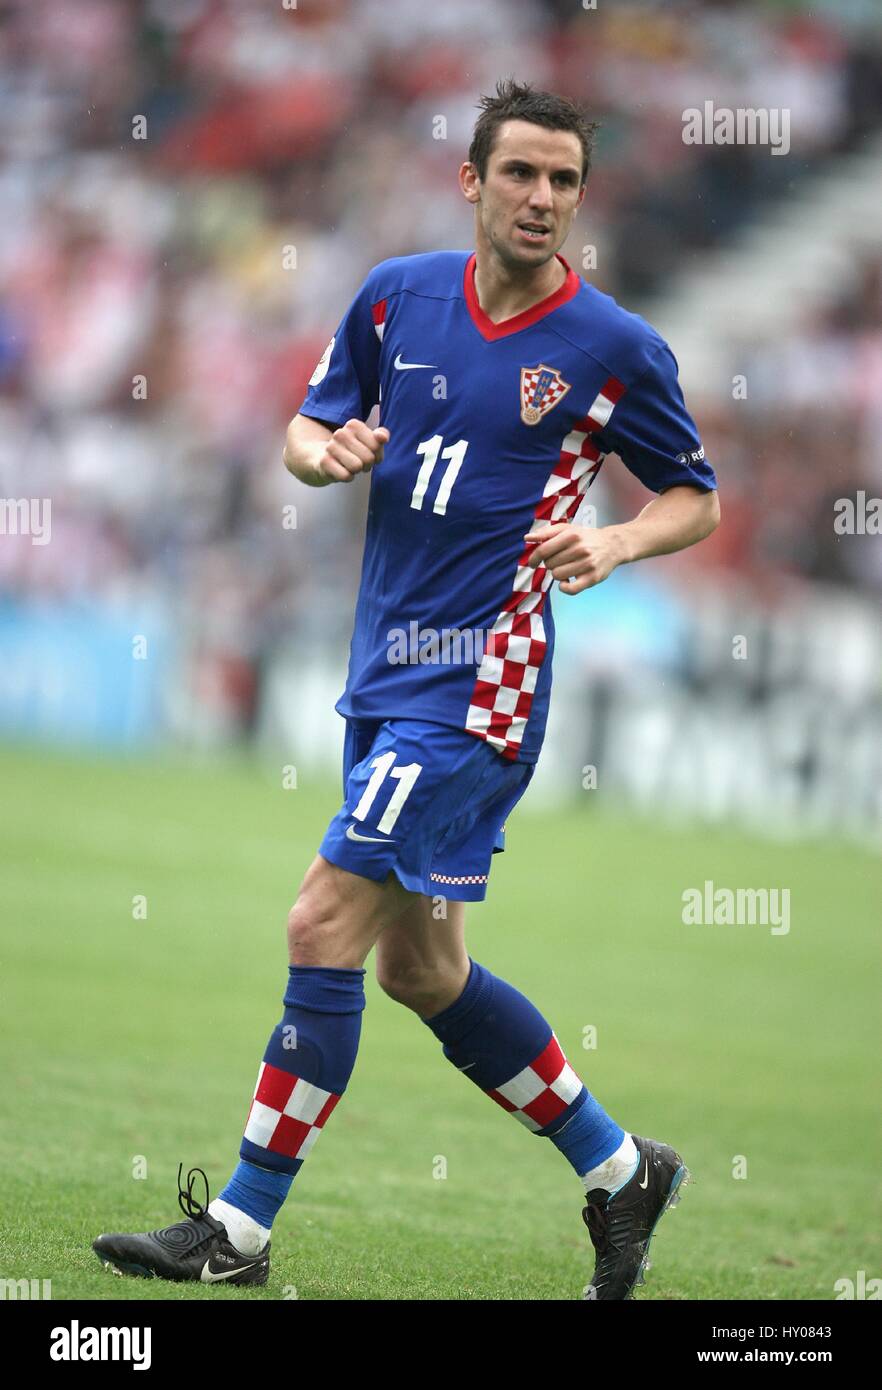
top-left (286, 857), bottom-right (404, 968)
top-left (376, 960), bottom-right (468, 1017)
top-left (287, 896), bottom-right (341, 966)
top-left (375, 962), bottom-right (431, 1012)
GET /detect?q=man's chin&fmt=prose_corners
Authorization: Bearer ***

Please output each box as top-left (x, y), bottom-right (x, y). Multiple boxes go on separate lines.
top-left (497, 238), bottom-right (559, 270)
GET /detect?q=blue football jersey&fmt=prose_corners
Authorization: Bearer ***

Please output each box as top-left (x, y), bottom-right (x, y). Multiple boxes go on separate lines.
top-left (298, 251), bottom-right (716, 764)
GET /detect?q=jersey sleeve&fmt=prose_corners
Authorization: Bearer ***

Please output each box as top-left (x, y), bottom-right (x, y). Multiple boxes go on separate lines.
top-left (298, 271), bottom-right (382, 428)
top-left (598, 340), bottom-right (717, 493)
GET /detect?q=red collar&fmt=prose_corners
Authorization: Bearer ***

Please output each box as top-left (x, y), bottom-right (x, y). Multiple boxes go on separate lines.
top-left (464, 251), bottom-right (581, 341)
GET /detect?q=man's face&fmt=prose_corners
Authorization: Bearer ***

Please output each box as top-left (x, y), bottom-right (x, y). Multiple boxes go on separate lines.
top-left (462, 120), bottom-right (586, 268)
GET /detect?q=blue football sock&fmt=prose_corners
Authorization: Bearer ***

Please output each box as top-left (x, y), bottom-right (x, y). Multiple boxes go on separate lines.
top-left (423, 958), bottom-right (625, 1178)
top-left (217, 964), bottom-right (366, 1230)
top-left (216, 1160), bottom-right (293, 1230)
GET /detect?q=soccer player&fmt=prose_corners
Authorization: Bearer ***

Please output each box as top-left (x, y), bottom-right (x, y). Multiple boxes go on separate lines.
top-left (93, 80), bottom-right (719, 1299)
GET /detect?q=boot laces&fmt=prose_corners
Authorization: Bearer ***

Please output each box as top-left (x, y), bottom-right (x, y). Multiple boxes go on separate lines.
top-left (177, 1163), bottom-right (211, 1220)
top-left (167, 1163), bottom-right (225, 1257)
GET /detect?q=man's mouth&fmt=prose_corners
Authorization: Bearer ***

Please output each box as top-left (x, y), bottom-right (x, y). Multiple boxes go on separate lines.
top-left (517, 222), bottom-right (551, 241)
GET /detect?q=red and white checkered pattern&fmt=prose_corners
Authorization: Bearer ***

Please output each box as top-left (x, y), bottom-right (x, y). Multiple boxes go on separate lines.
top-left (243, 1061), bottom-right (340, 1162)
top-left (521, 364), bottom-right (571, 422)
top-left (372, 298), bottom-right (387, 342)
top-left (429, 871), bottom-right (489, 885)
top-left (464, 375), bottom-right (625, 760)
top-left (487, 1034), bottom-right (584, 1132)
top-left (582, 374), bottom-right (626, 429)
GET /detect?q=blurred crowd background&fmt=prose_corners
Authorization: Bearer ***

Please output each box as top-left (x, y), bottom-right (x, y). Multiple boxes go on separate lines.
top-left (1, 0), bottom-right (880, 839)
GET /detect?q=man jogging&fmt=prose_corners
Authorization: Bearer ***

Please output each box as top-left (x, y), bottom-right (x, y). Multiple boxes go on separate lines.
top-left (93, 79), bottom-right (719, 1301)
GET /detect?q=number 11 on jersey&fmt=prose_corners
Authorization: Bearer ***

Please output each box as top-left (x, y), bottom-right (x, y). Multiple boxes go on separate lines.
top-left (410, 436), bottom-right (469, 515)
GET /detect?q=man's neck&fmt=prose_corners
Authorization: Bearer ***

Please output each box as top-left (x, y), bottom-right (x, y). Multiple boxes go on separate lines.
top-left (473, 246), bottom-right (567, 325)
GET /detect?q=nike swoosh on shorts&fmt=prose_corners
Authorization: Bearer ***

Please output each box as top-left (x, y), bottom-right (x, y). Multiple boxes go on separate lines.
top-left (345, 824), bottom-right (393, 844)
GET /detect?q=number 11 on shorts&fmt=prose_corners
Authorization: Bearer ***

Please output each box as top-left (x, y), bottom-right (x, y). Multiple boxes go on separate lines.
top-left (352, 752), bottom-right (423, 834)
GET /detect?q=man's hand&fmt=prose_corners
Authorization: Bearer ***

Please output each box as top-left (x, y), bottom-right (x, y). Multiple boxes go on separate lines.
top-left (525, 523), bottom-right (627, 595)
top-left (319, 420), bottom-right (389, 484)
top-left (283, 413), bottom-right (390, 487)
top-left (525, 485), bottom-right (720, 594)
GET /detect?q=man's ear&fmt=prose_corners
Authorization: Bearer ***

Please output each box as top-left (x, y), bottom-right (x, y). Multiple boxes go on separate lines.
top-left (459, 161), bottom-right (481, 205)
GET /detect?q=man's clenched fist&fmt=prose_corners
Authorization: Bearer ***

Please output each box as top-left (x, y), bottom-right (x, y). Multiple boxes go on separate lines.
top-left (320, 420), bottom-right (390, 483)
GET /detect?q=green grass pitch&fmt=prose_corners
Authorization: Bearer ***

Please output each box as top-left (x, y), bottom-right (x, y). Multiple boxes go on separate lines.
top-left (1, 741), bottom-right (879, 1301)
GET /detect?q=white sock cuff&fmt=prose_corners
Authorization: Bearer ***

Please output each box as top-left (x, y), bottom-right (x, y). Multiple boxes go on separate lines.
top-left (581, 1132), bottom-right (639, 1196)
top-left (208, 1197), bottom-right (271, 1257)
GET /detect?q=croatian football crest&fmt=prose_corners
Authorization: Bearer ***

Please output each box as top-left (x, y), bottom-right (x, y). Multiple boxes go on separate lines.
top-left (520, 364), bottom-right (571, 425)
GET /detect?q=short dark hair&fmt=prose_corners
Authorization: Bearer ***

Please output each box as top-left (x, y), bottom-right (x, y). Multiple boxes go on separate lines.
top-left (468, 78), bottom-right (599, 187)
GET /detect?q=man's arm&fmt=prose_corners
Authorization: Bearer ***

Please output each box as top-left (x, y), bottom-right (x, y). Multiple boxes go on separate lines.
top-left (611, 483), bottom-right (720, 562)
top-left (283, 413), bottom-right (390, 487)
top-left (286, 262), bottom-right (384, 485)
top-left (526, 484), bottom-right (720, 595)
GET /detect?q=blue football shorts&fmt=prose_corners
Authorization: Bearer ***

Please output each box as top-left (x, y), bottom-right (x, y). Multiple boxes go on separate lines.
top-left (318, 717), bottom-right (535, 901)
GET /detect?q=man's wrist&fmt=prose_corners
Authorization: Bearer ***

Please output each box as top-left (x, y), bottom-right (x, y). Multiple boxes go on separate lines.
top-left (285, 443), bottom-right (333, 486)
top-left (605, 523), bottom-right (637, 566)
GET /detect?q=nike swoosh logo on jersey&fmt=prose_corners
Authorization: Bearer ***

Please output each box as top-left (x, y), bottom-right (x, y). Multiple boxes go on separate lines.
top-left (346, 824), bottom-right (393, 844)
top-left (393, 353), bottom-right (436, 370)
top-left (638, 1163), bottom-right (649, 1189)
top-left (201, 1258), bottom-right (260, 1283)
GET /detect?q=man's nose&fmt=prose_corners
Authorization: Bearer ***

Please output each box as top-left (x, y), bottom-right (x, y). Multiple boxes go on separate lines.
top-left (528, 177), bottom-right (554, 210)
